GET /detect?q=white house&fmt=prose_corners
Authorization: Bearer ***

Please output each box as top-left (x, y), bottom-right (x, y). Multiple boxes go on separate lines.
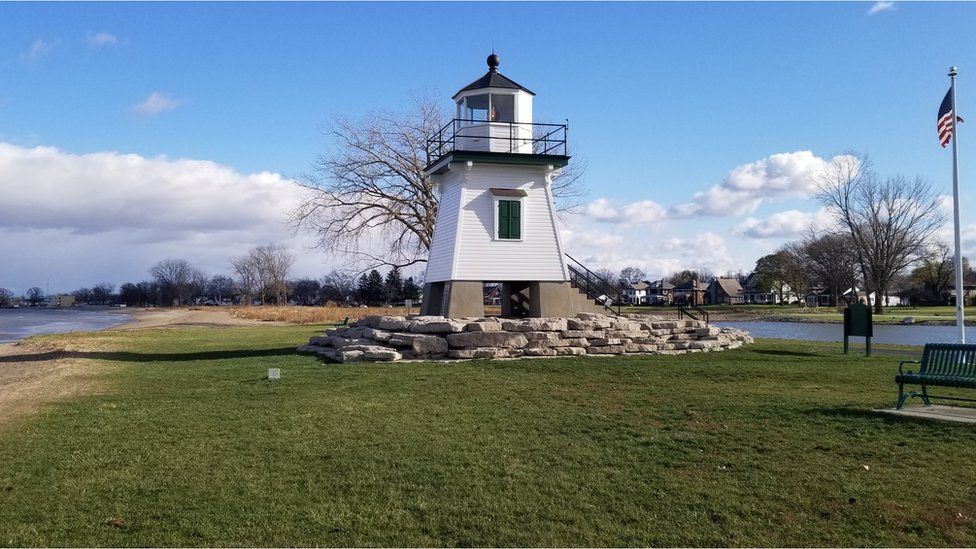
top-left (741, 273), bottom-right (797, 304)
top-left (843, 288), bottom-right (901, 307)
top-left (420, 54), bottom-right (602, 318)
top-left (620, 282), bottom-right (649, 305)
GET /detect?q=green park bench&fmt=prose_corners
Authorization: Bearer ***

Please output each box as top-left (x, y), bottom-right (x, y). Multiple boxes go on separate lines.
top-left (329, 316), bottom-right (350, 329)
top-left (895, 343), bottom-right (976, 409)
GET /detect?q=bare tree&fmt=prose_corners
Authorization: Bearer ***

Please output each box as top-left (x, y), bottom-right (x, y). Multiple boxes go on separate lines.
top-left (150, 258), bottom-right (197, 306)
top-left (321, 269), bottom-right (358, 305)
top-left (293, 94), bottom-right (587, 271)
top-left (206, 275), bottom-right (236, 304)
top-left (780, 242), bottom-right (811, 306)
top-left (593, 267), bottom-right (618, 287)
top-left (0, 288), bottom-right (13, 308)
top-left (26, 287), bottom-right (44, 306)
top-left (231, 245), bottom-right (294, 305)
top-left (618, 266), bottom-right (647, 286)
top-left (816, 154), bottom-right (945, 313)
top-left (231, 255), bottom-right (259, 306)
top-left (802, 231), bottom-right (860, 305)
top-left (254, 244), bottom-right (295, 305)
top-left (908, 242), bottom-right (968, 304)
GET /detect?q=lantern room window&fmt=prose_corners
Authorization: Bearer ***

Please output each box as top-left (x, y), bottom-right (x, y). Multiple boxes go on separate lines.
top-left (459, 93), bottom-right (515, 123)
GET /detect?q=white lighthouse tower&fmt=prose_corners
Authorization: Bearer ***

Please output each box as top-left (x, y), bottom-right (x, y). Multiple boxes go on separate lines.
top-left (421, 53), bottom-right (602, 318)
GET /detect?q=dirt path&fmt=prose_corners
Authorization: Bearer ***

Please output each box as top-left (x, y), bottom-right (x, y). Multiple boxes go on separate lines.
top-left (121, 307), bottom-right (287, 329)
top-left (0, 308), bottom-right (283, 430)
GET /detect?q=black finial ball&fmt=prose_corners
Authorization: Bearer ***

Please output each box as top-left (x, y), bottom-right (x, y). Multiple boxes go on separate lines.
top-left (487, 53), bottom-right (500, 70)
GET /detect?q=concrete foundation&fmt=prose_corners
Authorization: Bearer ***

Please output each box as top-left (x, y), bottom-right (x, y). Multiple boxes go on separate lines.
top-left (423, 279), bottom-right (606, 318)
top-left (420, 281), bottom-right (485, 317)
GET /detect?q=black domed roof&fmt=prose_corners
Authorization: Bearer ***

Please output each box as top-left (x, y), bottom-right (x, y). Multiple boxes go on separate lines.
top-left (452, 54), bottom-right (535, 99)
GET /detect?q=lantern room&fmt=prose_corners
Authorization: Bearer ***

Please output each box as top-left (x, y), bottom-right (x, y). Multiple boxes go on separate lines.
top-left (426, 54), bottom-right (568, 172)
top-left (453, 53), bottom-right (534, 128)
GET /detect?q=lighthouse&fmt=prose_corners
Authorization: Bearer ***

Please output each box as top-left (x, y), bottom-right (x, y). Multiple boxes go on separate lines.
top-left (420, 53), bottom-right (602, 318)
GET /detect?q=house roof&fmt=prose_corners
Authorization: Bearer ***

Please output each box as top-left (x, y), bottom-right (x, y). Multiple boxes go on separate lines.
top-left (712, 278), bottom-right (743, 297)
top-left (631, 282), bottom-right (649, 290)
top-left (674, 280), bottom-right (708, 291)
top-left (453, 55), bottom-right (535, 99)
top-left (649, 279), bottom-right (675, 290)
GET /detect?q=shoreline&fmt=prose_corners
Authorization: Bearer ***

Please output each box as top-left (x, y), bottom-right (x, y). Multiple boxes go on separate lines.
top-left (0, 307), bottom-right (288, 347)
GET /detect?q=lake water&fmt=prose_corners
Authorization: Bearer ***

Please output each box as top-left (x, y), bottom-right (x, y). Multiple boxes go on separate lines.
top-left (716, 321), bottom-right (976, 346)
top-left (0, 308), bottom-right (133, 344)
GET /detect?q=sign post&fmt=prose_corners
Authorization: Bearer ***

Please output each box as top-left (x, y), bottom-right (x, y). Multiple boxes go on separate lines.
top-left (844, 302), bottom-right (873, 356)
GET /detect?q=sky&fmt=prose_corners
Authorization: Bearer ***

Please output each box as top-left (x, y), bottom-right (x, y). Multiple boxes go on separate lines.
top-left (2, 1), bottom-right (976, 294)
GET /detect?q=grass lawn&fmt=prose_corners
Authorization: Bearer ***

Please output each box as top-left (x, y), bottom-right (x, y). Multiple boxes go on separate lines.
top-left (1, 326), bottom-right (975, 546)
top-left (624, 304), bottom-right (976, 325)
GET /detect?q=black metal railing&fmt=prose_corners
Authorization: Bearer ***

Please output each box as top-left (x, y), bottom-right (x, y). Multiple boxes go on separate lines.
top-left (565, 254), bottom-right (620, 316)
top-left (426, 118), bottom-right (568, 165)
top-left (676, 304), bottom-right (710, 324)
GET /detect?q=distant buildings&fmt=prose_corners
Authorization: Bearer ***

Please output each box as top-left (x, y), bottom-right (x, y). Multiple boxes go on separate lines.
top-left (707, 278), bottom-right (743, 305)
top-left (47, 294), bottom-right (76, 307)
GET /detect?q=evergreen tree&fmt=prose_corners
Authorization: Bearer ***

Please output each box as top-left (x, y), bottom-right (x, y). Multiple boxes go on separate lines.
top-left (355, 273), bottom-right (370, 304)
top-left (401, 277), bottom-right (422, 301)
top-left (362, 269), bottom-right (384, 306)
top-left (384, 267), bottom-right (404, 304)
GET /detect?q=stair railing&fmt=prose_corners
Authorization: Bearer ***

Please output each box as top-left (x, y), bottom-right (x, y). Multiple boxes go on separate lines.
top-left (565, 254), bottom-right (621, 315)
top-left (676, 304), bottom-right (710, 324)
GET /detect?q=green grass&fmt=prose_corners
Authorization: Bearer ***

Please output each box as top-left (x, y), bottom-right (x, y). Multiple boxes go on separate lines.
top-left (1, 326), bottom-right (975, 546)
top-left (624, 304), bottom-right (976, 325)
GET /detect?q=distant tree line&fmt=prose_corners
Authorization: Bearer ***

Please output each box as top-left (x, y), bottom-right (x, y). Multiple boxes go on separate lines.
top-left (2, 242), bottom-right (424, 309)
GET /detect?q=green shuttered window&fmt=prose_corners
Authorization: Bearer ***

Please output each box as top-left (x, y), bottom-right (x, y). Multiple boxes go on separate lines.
top-left (497, 199), bottom-right (521, 240)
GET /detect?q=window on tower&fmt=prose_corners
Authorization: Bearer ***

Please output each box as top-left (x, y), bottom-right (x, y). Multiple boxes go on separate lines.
top-left (490, 94), bottom-right (514, 122)
top-left (464, 94), bottom-right (489, 121)
top-left (496, 199), bottom-right (522, 240)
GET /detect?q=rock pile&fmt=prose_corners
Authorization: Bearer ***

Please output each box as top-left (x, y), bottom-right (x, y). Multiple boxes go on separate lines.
top-left (298, 312), bottom-right (753, 363)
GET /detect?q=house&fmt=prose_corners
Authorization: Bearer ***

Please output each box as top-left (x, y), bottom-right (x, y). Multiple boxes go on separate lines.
top-left (803, 287), bottom-right (835, 307)
top-left (47, 294), bottom-right (76, 308)
top-left (843, 288), bottom-right (900, 307)
top-left (646, 279), bottom-right (675, 305)
top-left (673, 280), bottom-right (708, 306)
top-left (741, 273), bottom-right (796, 304)
top-left (707, 278), bottom-right (743, 305)
top-left (620, 281), bottom-right (649, 305)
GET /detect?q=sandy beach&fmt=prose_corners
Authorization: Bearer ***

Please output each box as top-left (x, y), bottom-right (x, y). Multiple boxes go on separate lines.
top-left (120, 307), bottom-right (288, 329)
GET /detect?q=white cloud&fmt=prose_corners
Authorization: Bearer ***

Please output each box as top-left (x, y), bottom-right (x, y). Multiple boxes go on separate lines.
top-left (130, 92), bottom-right (181, 118)
top-left (868, 1), bottom-right (895, 15)
top-left (671, 151), bottom-right (852, 218)
top-left (734, 208), bottom-right (836, 239)
top-left (582, 198), bottom-right (668, 224)
top-left (583, 198), bottom-right (618, 221)
top-left (87, 32), bottom-right (118, 47)
top-left (0, 142), bottom-right (331, 291)
top-left (560, 209), bottom-right (742, 278)
top-left (21, 39), bottom-right (55, 62)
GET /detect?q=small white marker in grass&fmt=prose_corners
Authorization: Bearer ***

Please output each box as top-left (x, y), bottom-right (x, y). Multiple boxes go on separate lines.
top-left (267, 368), bottom-right (281, 381)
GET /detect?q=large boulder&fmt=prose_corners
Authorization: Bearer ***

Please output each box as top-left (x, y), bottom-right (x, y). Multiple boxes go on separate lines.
top-left (465, 320), bottom-right (503, 332)
top-left (376, 316), bottom-right (411, 331)
top-left (447, 348), bottom-right (514, 359)
top-left (363, 328), bottom-right (393, 342)
top-left (445, 331), bottom-right (529, 349)
top-left (501, 318), bottom-right (567, 332)
top-left (409, 318), bottom-right (467, 333)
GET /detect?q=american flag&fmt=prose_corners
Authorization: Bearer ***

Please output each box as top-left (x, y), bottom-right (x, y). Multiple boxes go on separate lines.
top-left (938, 88), bottom-right (964, 147)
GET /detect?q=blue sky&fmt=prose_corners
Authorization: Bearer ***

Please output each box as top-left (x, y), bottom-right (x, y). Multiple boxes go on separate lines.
top-left (1, 1), bottom-right (975, 292)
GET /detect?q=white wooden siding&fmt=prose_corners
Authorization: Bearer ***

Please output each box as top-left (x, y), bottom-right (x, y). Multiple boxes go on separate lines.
top-left (423, 170), bottom-right (463, 283)
top-left (452, 164), bottom-right (566, 281)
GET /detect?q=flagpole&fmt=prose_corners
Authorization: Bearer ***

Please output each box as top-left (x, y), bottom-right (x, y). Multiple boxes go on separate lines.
top-left (950, 66), bottom-right (966, 343)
